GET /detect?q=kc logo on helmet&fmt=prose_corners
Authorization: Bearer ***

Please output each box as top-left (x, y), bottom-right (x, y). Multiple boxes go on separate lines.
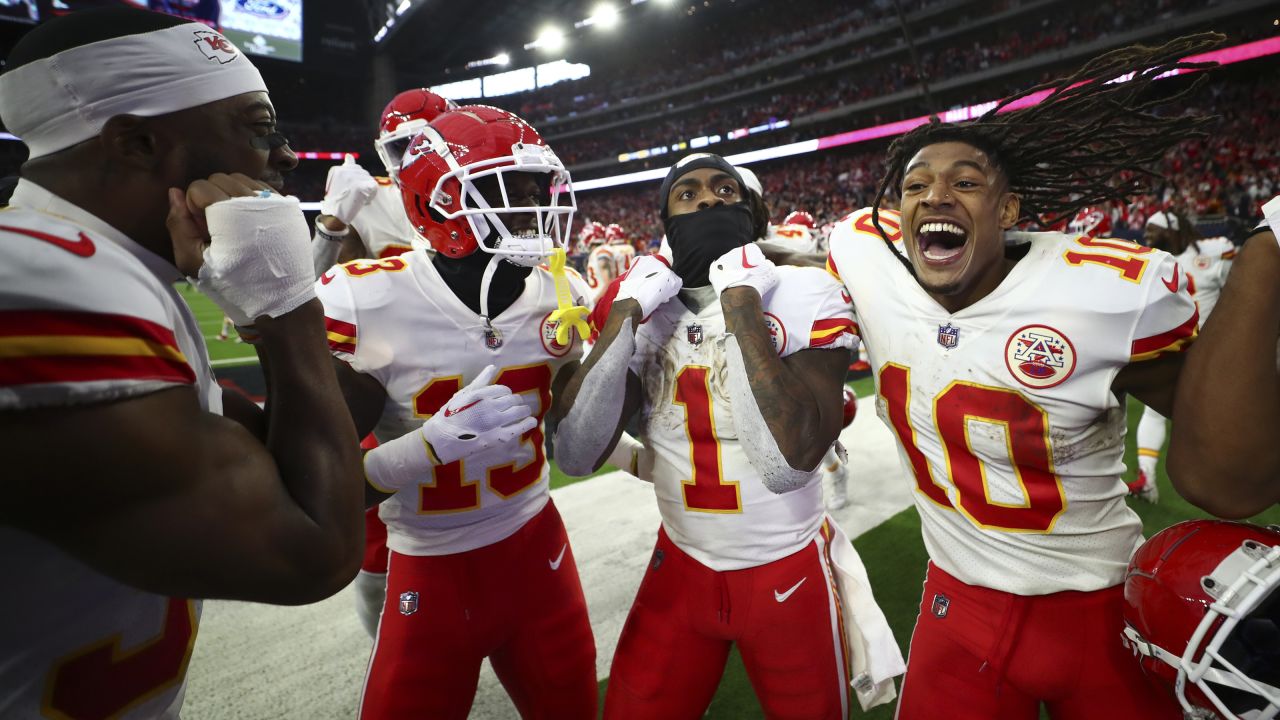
top-left (193, 30), bottom-right (239, 64)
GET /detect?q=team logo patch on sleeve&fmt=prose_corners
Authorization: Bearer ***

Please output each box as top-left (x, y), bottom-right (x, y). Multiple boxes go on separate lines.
top-left (1004, 325), bottom-right (1077, 389)
top-left (762, 313), bottom-right (787, 355)
top-left (540, 312), bottom-right (572, 357)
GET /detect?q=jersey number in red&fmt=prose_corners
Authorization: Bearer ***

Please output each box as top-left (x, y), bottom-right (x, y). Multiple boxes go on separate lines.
top-left (674, 366), bottom-right (742, 513)
top-left (879, 364), bottom-right (1065, 532)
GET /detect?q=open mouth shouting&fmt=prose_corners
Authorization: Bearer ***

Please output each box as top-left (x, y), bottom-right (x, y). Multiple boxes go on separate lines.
top-left (916, 219), bottom-right (970, 265)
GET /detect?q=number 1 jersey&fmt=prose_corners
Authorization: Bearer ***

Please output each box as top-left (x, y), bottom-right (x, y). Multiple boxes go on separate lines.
top-left (827, 208), bottom-right (1198, 595)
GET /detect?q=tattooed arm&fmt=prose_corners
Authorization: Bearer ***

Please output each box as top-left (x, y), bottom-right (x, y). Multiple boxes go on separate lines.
top-left (720, 287), bottom-right (850, 471)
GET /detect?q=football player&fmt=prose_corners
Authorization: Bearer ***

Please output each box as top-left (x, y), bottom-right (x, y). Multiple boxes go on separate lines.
top-left (1122, 520), bottom-right (1280, 720)
top-left (311, 88), bottom-right (457, 277)
top-left (0, 9), bottom-right (364, 718)
top-left (314, 89), bottom-right (458, 640)
top-left (1169, 202), bottom-right (1280, 518)
top-left (316, 105), bottom-right (597, 719)
top-left (583, 221), bottom-right (624, 300)
top-left (1130, 209), bottom-right (1236, 502)
top-left (769, 210), bottom-right (824, 254)
top-left (826, 35), bottom-right (1222, 719)
top-left (554, 153), bottom-right (903, 719)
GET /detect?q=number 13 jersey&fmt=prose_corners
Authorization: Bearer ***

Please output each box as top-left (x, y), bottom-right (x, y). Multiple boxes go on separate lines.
top-left (827, 208), bottom-right (1198, 595)
top-left (316, 251), bottom-right (590, 556)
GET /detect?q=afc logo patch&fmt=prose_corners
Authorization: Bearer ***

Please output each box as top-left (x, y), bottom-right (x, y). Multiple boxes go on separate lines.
top-left (762, 312), bottom-right (787, 355)
top-left (193, 30), bottom-right (239, 64)
top-left (399, 590), bottom-right (419, 616)
top-left (1004, 324), bottom-right (1077, 389)
top-left (540, 312), bottom-right (573, 357)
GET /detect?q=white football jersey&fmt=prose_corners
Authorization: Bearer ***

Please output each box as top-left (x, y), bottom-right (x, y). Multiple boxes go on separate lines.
top-left (0, 181), bottom-right (218, 719)
top-left (1175, 236), bottom-right (1234, 321)
top-left (316, 251), bottom-right (591, 556)
top-left (828, 208), bottom-right (1198, 595)
top-left (584, 243), bottom-right (634, 300)
top-left (768, 222), bottom-right (823, 255)
top-left (350, 178), bottom-right (418, 259)
top-left (598, 267), bottom-right (858, 571)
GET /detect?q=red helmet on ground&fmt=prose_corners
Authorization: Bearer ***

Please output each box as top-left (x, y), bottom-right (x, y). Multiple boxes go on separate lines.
top-left (605, 223), bottom-right (627, 243)
top-left (841, 387), bottom-right (858, 429)
top-left (784, 211), bottom-right (816, 229)
top-left (375, 89), bottom-right (458, 180)
top-left (1122, 520), bottom-right (1280, 720)
top-left (1068, 206), bottom-right (1113, 238)
top-left (398, 105), bottom-right (575, 264)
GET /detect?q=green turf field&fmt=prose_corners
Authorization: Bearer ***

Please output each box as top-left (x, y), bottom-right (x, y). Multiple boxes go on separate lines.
top-left (187, 284), bottom-right (1278, 718)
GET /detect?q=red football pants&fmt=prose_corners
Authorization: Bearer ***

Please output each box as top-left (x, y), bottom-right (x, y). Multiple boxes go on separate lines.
top-left (605, 523), bottom-right (851, 720)
top-left (895, 562), bottom-right (1181, 719)
top-left (360, 434), bottom-right (390, 575)
top-left (359, 500), bottom-right (597, 720)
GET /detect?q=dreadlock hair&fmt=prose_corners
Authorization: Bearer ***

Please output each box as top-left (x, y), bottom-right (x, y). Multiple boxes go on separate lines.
top-left (870, 32), bottom-right (1225, 271)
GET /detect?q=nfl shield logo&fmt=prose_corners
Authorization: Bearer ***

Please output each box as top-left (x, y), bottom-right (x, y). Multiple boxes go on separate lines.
top-left (399, 590), bottom-right (419, 616)
top-left (937, 323), bottom-right (959, 349)
top-left (931, 593), bottom-right (950, 618)
top-left (484, 327), bottom-right (503, 350)
top-left (686, 323), bottom-right (704, 346)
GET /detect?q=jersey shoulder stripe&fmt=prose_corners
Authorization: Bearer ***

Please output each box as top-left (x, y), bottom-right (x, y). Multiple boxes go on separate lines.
top-left (1131, 305), bottom-right (1198, 361)
top-left (810, 317), bottom-right (859, 348)
top-left (0, 309), bottom-right (195, 388)
top-left (325, 316), bottom-right (357, 355)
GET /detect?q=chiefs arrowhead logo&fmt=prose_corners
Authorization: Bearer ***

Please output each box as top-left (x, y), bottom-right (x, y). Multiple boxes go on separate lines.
top-left (194, 30), bottom-right (239, 64)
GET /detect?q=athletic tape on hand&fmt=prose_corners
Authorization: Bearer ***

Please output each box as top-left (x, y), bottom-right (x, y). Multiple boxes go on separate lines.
top-left (192, 194), bottom-right (316, 325)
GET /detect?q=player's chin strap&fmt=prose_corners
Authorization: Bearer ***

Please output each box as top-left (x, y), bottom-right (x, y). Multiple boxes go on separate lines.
top-left (478, 253), bottom-right (501, 342)
top-left (1122, 626), bottom-right (1280, 709)
top-left (553, 316), bottom-right (636, 477)
top-left (547, 247), bottom-right (591, 345)
top-left (722, 333), bottom-right (821, 493)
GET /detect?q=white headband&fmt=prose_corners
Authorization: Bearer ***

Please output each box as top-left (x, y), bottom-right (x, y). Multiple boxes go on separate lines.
top-left (0, 23), bottom-right (268, 159)
top-left (1146, 211), bottom-right (1179, 231)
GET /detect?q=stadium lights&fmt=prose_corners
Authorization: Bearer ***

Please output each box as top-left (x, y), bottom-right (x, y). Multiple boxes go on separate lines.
top-left (466, 52), bottom-right (510, 69)
top-left (590, 4), bottom-right (621, 29)
top-left (525, 27), bottom-right (566, 52)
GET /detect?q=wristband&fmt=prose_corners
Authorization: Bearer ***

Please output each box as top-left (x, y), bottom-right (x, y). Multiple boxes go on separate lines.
top-left (316, 216), bottom-right (351, 239)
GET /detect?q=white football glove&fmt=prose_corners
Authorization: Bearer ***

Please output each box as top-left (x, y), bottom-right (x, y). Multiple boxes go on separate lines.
top-left (709, 242), bottom-right (779, 298)
top-left (363, 366), bottom-right (536, 494)
top-left (616, 255), bottom-right (682, 319)
top-left (420, 365), bottom-right (536, 465)
top-left (320, 154), bottom-right (378, 225)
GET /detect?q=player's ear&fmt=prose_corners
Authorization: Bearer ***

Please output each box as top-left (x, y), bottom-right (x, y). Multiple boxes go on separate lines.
top-left (100, 115), bottom-right (164, 172)
top-left (999, 192), bottom-right (1020, 230)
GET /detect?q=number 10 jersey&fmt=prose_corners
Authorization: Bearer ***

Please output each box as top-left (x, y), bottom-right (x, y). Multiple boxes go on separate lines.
top-left (827, 208), bottom-right (1199, 595)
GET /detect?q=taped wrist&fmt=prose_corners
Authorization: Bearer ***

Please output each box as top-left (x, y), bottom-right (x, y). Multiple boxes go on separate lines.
top-left (363, 426), bottom-right (438, 494)
top-left (606, 431), bottom-right (645, 478)
top-left (312, 221), bottom-right (344, 279)
top-left (192, 194), bottom-right (317, 324)
top-left (723, 334), bottom-right (820, 493)
top-left (554, 316), bottom-right (637, 476)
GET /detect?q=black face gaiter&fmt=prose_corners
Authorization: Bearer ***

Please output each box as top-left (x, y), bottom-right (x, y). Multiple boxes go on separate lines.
top-left (665, 203), bottom-right (755, 288)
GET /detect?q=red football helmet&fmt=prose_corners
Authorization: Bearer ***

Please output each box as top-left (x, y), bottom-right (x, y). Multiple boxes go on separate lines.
top-left (1123, 520), bottom-right (1280, 720)
top-left (605, 223), bottom-right (627, 244)
top-left (375, 89), bottom-right (459, 180)
top-left (1068, 206), bottom-right (1113, 238)
top-left (784, 211), bottom-right (816, 229)
top-left (841, 387), bottom-right (858, 429)
top-left (578, 221), bottom-right (606, 250)
top-left (398, 105), bottom-right (575, 265)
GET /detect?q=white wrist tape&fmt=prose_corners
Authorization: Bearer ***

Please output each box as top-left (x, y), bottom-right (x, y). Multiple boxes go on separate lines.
top-left (363, 426), bottom-right (436, 494)
top-left (723, 334), bottom-right (821, 493)
top-left (192, 194), bottom-right (317, 325)
top-left (606, 432), bottom-right (646, 479)
top-left (554, 316), bottom-right (637, 476)
top-left (1263, 196), bottom-right (1280, 250)
top-left (312, 221), bottom-right (344, 279)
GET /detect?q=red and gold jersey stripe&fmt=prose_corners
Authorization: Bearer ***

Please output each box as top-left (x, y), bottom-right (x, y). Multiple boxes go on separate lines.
top-left (0, 310), bottom-right (193, 387)
top-left (325, 317), bottom-right (358, 355)
top-left (810, 317), bottom-right (859, 348)
top-left (825, 253), bottom-right (842, 281)
top-left (1131, 308), bottom-right (1199, 362)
